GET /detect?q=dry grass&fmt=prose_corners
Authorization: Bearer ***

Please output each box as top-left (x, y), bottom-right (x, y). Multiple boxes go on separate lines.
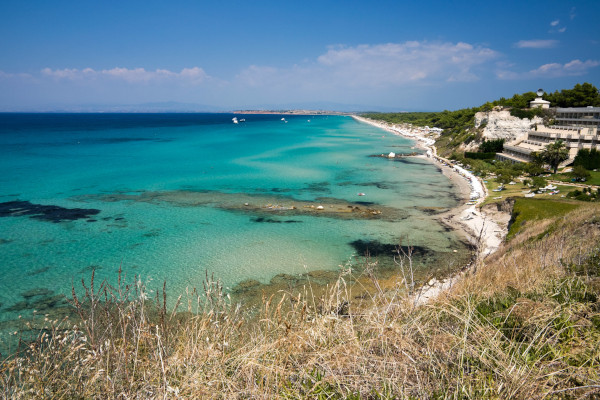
top-left (1, 205), bottom-right (600, 399)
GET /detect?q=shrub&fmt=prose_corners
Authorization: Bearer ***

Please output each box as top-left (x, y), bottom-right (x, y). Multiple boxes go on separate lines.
top-left (464, 152), bottom-right (496, 160)
top-left (479, 138), bottom-right (505, 153)
top-left (574, 148), bottom-right (600, 170)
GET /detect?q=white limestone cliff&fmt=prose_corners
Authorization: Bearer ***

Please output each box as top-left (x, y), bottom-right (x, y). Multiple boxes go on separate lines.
top-left (474, 110), bottom-right (542, 142)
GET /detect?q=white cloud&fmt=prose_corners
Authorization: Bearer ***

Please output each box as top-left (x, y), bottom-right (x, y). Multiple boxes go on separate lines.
top-left (40, 66), bottom-right (210, 84)
top-left (236, 41), bottom-right (498, 91)
top-left (498, 59), bottom-right (600, 79)
top-left (531, 59), bottom-right (600, 77)
top-left (515, 39), bottom-right (558, 49)
top-left (550, 19), bottom-right (560, 26)
top-left (558, 27), bottom-right (567, 33)
top-left (317, 42), bottom-right (497, 84)
top-left (0, 70), bottom-right (33, 80)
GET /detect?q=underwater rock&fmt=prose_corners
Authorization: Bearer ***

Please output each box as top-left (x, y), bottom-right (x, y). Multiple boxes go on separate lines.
top-left (6, 293), bottom-right (68, 312)
top-left (21, 288), bottom-right (53, 299)
top-left (0, 200), bottom-right (100, 223)
top-left (232, 279), bottom-right (261, 294)
top-left (349, 239), bottom-right (430, 258)
top-left (251, 217), bottom-right (302, 224)
top-left (27, 266), bottom-right (51, 276)
top-left (269, 274), bottom-right (300, 286)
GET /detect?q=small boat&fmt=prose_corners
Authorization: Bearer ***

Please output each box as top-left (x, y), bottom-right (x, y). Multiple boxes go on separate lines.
top-left (358, 192), bottom-right (366, 196)
top-left (232, 117), bottom-right (238, 124)
top-left (239, 118), bottom-right (246, 122)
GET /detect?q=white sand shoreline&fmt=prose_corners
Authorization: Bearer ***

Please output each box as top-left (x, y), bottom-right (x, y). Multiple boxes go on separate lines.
top-left (352, 115), bottom-right (508, 303)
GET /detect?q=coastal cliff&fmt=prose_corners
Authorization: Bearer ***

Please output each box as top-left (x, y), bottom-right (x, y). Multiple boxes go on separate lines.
top-left (474, 110), bottom-right (542, 141)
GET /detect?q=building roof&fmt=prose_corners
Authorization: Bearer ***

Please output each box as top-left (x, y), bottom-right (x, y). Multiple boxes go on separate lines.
top-left (530, 98), bottom-right (550, 105)
top-left (556, 107), bottom-right (600, 112)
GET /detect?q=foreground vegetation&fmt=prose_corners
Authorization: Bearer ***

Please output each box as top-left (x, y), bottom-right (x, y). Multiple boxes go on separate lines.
top-left (1, 202), bottom-right (599, 398)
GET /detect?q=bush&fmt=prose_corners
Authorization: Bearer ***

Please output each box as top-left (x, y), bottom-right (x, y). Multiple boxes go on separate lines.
top-left (570, 165), bottom-right (591, 182)
top-left (574, 148), bottom-right (600, 170)
top-left (479, 138), bottom-right (504, 153)
top-left (464, 152), bottom-right (496, 160)
top-left (510, 108), bottom-right (540, 119)
top-left (566, 188), bottom-right (599, 201)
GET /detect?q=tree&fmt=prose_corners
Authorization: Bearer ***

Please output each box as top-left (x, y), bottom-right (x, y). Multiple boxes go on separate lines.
top-left (571, 165), bottom-right (591, 182)
top-left (524, 151), bottom-right (546, 176)
top-left (546, 83), bottom-right (600, 107)
top-left (531, 176), bottom-right (547, 190)
top-left (495, 168), bottom-right (517, 185)
top-left (541, 140), bottom-right (569, 174)
top-left (524, 162), bottom-right (545, 177)
top-left (479, 138), bottom-right (504, 153)
top-left (574, 148), bottom-right (600, 170)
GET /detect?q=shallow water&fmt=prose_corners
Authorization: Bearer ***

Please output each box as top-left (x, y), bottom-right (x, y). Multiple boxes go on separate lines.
top-left (0, 113), bottom-right (468, 335)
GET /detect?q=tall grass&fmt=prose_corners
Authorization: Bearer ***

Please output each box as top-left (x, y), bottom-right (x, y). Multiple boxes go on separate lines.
top-left (1, 205), bottom-right (599, 399)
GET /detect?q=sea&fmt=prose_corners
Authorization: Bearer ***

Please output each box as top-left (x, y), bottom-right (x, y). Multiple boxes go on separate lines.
top-left (0, 113), bottom-right (469, 347)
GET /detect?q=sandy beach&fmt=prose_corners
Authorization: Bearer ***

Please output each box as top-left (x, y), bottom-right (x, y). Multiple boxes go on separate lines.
top-left (353, 115), bottom-right (509, 303)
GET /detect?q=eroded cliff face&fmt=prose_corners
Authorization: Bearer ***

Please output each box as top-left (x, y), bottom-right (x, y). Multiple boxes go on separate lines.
top-left (474, 110), bottom-right (542, 142)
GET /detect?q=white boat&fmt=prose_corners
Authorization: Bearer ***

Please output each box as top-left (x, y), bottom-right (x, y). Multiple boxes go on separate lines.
top-left (239, 118), bottom-right (246, 122)
top-left (358, 192), bottom-right (366, 196)
top-left (232, 117), bottom-right (238, 124)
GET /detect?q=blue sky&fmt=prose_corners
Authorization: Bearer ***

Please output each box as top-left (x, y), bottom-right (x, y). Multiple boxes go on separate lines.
top-left (0, 0), bottom-right (598, 111)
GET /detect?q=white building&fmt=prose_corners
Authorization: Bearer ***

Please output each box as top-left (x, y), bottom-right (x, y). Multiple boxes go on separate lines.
top-left (497, 106), bottom-right (600, 166)
top-left (530, 89), bottom-right (551, 109)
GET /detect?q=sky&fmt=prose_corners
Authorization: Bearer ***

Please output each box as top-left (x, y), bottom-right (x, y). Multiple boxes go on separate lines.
top-left (0, 0), bottom-right (599, 112)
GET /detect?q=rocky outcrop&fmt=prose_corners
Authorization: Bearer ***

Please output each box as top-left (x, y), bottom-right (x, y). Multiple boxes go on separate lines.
top-left (475, 111), bottom-right (542, 142)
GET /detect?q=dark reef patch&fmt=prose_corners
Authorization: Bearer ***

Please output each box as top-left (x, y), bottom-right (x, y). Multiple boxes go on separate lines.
top-left (270, 187), bottom-right (293, 193)
top-left (6, 293), bottom-right (68, 313)
top-left (0, 238), bottom-right (13, 245)
top-left (354, 201), bottom-right (376, 206)
top-left (143, 229), bottom-right (161, 238)
top-left (303, 181), bottom-right (331, 193)
top-left (417, 206), bottom-right (449, 215)
top-left (349, 239), bottom-right (431, 258)
top-left (251, 217), bottom-right (302, 224)
top-left (79, 265), bottom-right (103, 274)
top-left (27, 266), bottom-right (51, 276)
top-left (232, 279), bottom-right (261, 294)
top-left (393, 158), bottom-right (428, 166)
top-left (0, 200), bottom-right (100, 223)
top-left (6, 288), bottom-right (68, 313)
top-left (90, 137), bottom-right (173, 144)
top-left (21, 288), bottom-right (53, 299)
top-left (337, 180), bottom-right (396, 190)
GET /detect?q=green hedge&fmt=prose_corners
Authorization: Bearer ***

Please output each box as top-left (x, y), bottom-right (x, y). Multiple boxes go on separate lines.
top-left (465, 152), bottom-right (496, 160)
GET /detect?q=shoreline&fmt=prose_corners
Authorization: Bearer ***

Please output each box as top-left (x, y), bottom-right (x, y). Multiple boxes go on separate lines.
top-left (353, 115), bottom-right (508, 303)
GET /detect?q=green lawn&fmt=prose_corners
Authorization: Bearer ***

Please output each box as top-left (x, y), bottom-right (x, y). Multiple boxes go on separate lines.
top-left (551, 170), bottom-right (600, 186)
top-left (481, 179), bottom-right (572, 207)
top-left (507, 198), bottom-right (581, 238)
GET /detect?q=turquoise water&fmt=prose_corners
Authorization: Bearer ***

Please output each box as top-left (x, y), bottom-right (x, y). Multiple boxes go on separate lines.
top-left (0, 113), bottom-right (466, 328)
